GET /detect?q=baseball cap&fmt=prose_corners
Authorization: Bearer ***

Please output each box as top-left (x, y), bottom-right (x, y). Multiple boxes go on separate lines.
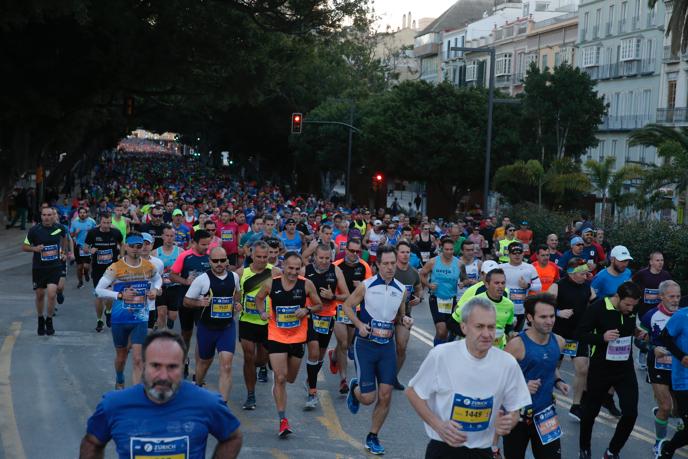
top-left (581, 225), bottom-right (594, 234)
top-left (392, 216), bottom-right (400, 222)
top-left (521, 220), bottom-right (528, 225)
top-left (172, 209), bottom-right (183, 216)
top-left (508, 242), bottom-right (524, 253)
top-left (481, 260), bottom-right (499, 274)
top-left (285, 218), bottom-right (296, 224)
top-left (374, 219), bottom-right (382, 226)
top-left (610, 245), bottom-right (633, 261)
top-left (125, 234), bottom-right (144, 245)
top-left (141, 233), bottom-right (154, 244)
top-left (570, 236), bottom-right (584, 247)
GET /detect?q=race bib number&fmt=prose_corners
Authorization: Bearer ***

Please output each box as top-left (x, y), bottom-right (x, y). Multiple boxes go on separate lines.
top-left (450, 394), bottom-right (493, 432)
top-left (336, 304), bottom-right (352, 324)
top-left (404, 285), bottom-right (413, 304)
top-left (655, 354), bottom-right (672, 371)
top-left (276, 305), bottom-right (300, 328)
top-left (162, 272), bottom-right (171, 284)
top-left (210, 296), bottom-right (233, 319)
top-left (311, 313), bottom-right (332, 334)
top-left (563, 340), bottom-right (578, 357)
top-left (421, 251), bottom-right (430, 262)
top-left (606, 336), bottom-right (632, 361)
top-left (509, 288), bottom-right (527, 305)
top-left (243, 294), bottom-right (259, 315)
top-left (130, 435), bottom-right (189, 459)
top-left (96, 249), bottom-right (113, 265)
top-left (369, 319), bottom-right (394, 344)
top-left (79, 245), bottom-right (90, 257)
top-left (221, 229), bottom-right (234, 242)
top-left (534, 405), bottom-right (562, 445)
top-left (644, 288), bottom-right (660, 305)
top-left (114, 281), bottom-right (150, 311)
top-left (40, 244), bottom-right (59, 261)
top-left (436, 298), bottom-right (454, 315)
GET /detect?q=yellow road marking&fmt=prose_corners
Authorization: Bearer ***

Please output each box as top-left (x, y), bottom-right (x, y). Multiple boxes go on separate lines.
top-left (270, 448), bottom-right (290, 459)
top-left (0, 322), bottom-right (26, 459)
top-left (317, 389), bottom-right (362, 449)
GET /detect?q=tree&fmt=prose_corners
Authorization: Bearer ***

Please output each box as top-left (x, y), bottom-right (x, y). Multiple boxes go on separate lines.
top-left (584, 157), bottom-right (645, 223)
top-left (494, 158), bottom-right (590, 207)
top-left (354, 81), bottom-right (521, 207)
top-left (629, 124), bottom-right (688, 224)
top-left (520, 63), bottom-right (607, 163)
top-left (0, 0), bottom-right (375, 199)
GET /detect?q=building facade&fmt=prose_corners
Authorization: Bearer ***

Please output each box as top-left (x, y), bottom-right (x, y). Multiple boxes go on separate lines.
top-left (577, 0), bottom-right (664, 169)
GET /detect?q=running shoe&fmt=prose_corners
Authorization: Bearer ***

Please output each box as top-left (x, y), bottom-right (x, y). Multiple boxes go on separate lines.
top-left (45, 317), bottom-right (55, 335)
top-left (115, 382), bottom-right (125, 390)
top-left (278, 418), bottom-right (292, 438)
top-left (328, 348), bottom-right (338, 374)
top-left (258, 365), bottom-right (268, 383)
top-left (77, 281), bottom-right (84, 289)
top-left (347, 378), bottom-right (360, 414)
top-left (365, 435), bottom-right (385, 455)
top-left (655, 439), bottom-right (669, 459)
top-left (96, 320), bottom-right (104, 333)
top-left (304, 393), bottom-right (319, 411)
top-left (37, 316), bottom-right (45, 336)
top-left (56, 291), bottom-right (64, 304)
top-left (569, 404), bottom-right (583, 422)
top-left (578, 450), bottom-right (591, 459)
top-left (392, 378), bottom-right (405, 391)
top-left (105, 311), bottom-right (112, 328)
top-left (242, 394), bottom-right (256, 410)
top-left (339, 378), bottom-right (350, 394)
top-left (85, 272), bottom-right (90, 282)
top-left (603, 449), bottom-right (620, 459)
top-left (602, 394), bottom-right (622, 417)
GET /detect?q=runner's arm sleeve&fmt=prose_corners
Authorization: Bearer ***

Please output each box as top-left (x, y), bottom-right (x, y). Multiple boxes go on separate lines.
top-left (185, 274), bottom-right (209, 298)
top-left (529, 268), bottom-right (542, 292)
top-left (150, 271), bottom-right (162, 291)
top-left (207, 393), bottom-right (241, 441)
top-left (575, 303), bottom-right (604, 345)
top-left (85, 398), bottom-right (112, 444)
top-left (95, 271), bottom-right (119, 299)
top-left (662, 315), bottom-right (686, 360)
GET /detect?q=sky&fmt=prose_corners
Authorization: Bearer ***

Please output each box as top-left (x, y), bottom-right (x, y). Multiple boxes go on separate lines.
top-left (371, 0), bottom-right (456, 30)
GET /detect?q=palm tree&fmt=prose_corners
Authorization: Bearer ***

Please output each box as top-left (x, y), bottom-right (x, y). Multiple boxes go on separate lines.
top-left (629, 124), bottom-right (688, 224)
top-left (650, 0), bottom-right (688, 54)
top-left (585, 157), bottom-right (645, 223)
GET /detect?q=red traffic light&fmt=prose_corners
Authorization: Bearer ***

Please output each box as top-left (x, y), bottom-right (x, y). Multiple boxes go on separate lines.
top-left (375, 173), bottom-right (383, 182)
top-left (291, 112), bottom-right (303, 134)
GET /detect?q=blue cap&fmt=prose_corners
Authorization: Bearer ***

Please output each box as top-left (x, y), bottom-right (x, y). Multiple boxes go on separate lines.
top-left (141, 233), bottom-right (154, 244)
top-left (570, 236), bottom-right (584, 247)
top-left (126, 234), bottom-right (144, 245)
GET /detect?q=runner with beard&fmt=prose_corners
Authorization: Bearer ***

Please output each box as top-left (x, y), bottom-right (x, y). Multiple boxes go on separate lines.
top-left (79, 331), bottom-right (243, 459)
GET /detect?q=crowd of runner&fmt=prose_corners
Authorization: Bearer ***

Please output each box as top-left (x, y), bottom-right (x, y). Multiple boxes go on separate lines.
top-left (16, 151), bottom-right (688, 458)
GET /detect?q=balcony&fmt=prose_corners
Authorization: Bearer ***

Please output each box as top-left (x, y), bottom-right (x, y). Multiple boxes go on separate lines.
top-left (495, 74), bottom-right (512, 87)
top-left (414, 42), bottom-right (440, 57)
top-left (657, 108), bottom-right (688, 124)
top-left (599, 114), bottom-right (653, 131)
top-left (664, 45), bottom-right (681, 62)
top-left (585, 59), bottom-right (655, 80)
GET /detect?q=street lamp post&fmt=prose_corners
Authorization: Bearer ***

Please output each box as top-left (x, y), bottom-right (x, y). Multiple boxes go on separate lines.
top-left (451, 46), bottom-right (495, 213)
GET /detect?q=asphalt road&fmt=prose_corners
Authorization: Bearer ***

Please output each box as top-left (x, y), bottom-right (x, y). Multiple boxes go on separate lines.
top-left (0, 232), bottom-right (685, 458)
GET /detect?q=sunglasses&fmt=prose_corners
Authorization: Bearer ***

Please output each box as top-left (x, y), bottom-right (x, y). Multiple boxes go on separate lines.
top-left (347, 249), bottom-right (362, 254)
top-left (210, 258), bottom-right (228, 263)
top-left (510, 250), bottom-right (523, 254)
top-left (574, 243), bottom-right (584, 246)
top-left (129, 243), bottom-right (143, 249)
top-left (507, 229), bottom-right (515, 232)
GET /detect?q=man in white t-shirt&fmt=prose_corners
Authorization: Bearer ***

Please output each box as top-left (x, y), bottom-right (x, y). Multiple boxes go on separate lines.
top-left (499, 242), bottom-right (541, 332)
top-left (406, 297), bottom-right (531, 458)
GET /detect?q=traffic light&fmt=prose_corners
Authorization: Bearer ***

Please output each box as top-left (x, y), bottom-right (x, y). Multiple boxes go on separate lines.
top-left (372, 172), bottom-right (384, 191)
top-left (291, 113), bottom-right (303, 134)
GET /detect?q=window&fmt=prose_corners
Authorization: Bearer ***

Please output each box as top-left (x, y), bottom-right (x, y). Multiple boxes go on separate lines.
top-left (495, 53), bottom-right (513, 76)
top-left (542, 54), bottom-right (548, 69)
top-left (611, 140), bottom-right (618, 157)
top-left (447, 40), bottom-right (451, 59)
top-left (582, 46), bottom-right (601, 67)
top-left (609, 4), bottom-right (615, 29)
top-left (466, 61), bottom-right (478, 81)
top-left (599, 140), bottom-right (606, 160)
top-left (583, 11), bottom-right (589, 30)
top-left (620, 38), bottom-right (641, 61)
top-left (621, 2), bottom-right (627, 21)
top-left (523, 3), bottom-right (530, 16)
top-left (634, 0), bottom-right (640, 20)
top-left (526, 53), bottom-right (538, 67)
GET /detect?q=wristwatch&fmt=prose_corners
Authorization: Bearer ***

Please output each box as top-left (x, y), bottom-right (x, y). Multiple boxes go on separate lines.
top-left (117, 292), bottom-right (123, 300)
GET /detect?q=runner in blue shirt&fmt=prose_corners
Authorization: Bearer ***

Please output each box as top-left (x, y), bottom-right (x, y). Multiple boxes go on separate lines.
top-left (70, 207), bottom-right (97, 289)
top-left (79, 330), bottom-right (242, 459)
top-left (590, 245), bottom-right (633, 298)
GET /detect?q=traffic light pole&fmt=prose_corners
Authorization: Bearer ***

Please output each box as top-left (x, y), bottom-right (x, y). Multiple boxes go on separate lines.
top-left (302, 118), bottom-right (361, 206)
top-left (452, 46), bottom-right (495, 213)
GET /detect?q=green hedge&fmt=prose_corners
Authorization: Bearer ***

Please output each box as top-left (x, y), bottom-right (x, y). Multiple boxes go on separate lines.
top-left (504, 203), bottom-right (580, 248)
